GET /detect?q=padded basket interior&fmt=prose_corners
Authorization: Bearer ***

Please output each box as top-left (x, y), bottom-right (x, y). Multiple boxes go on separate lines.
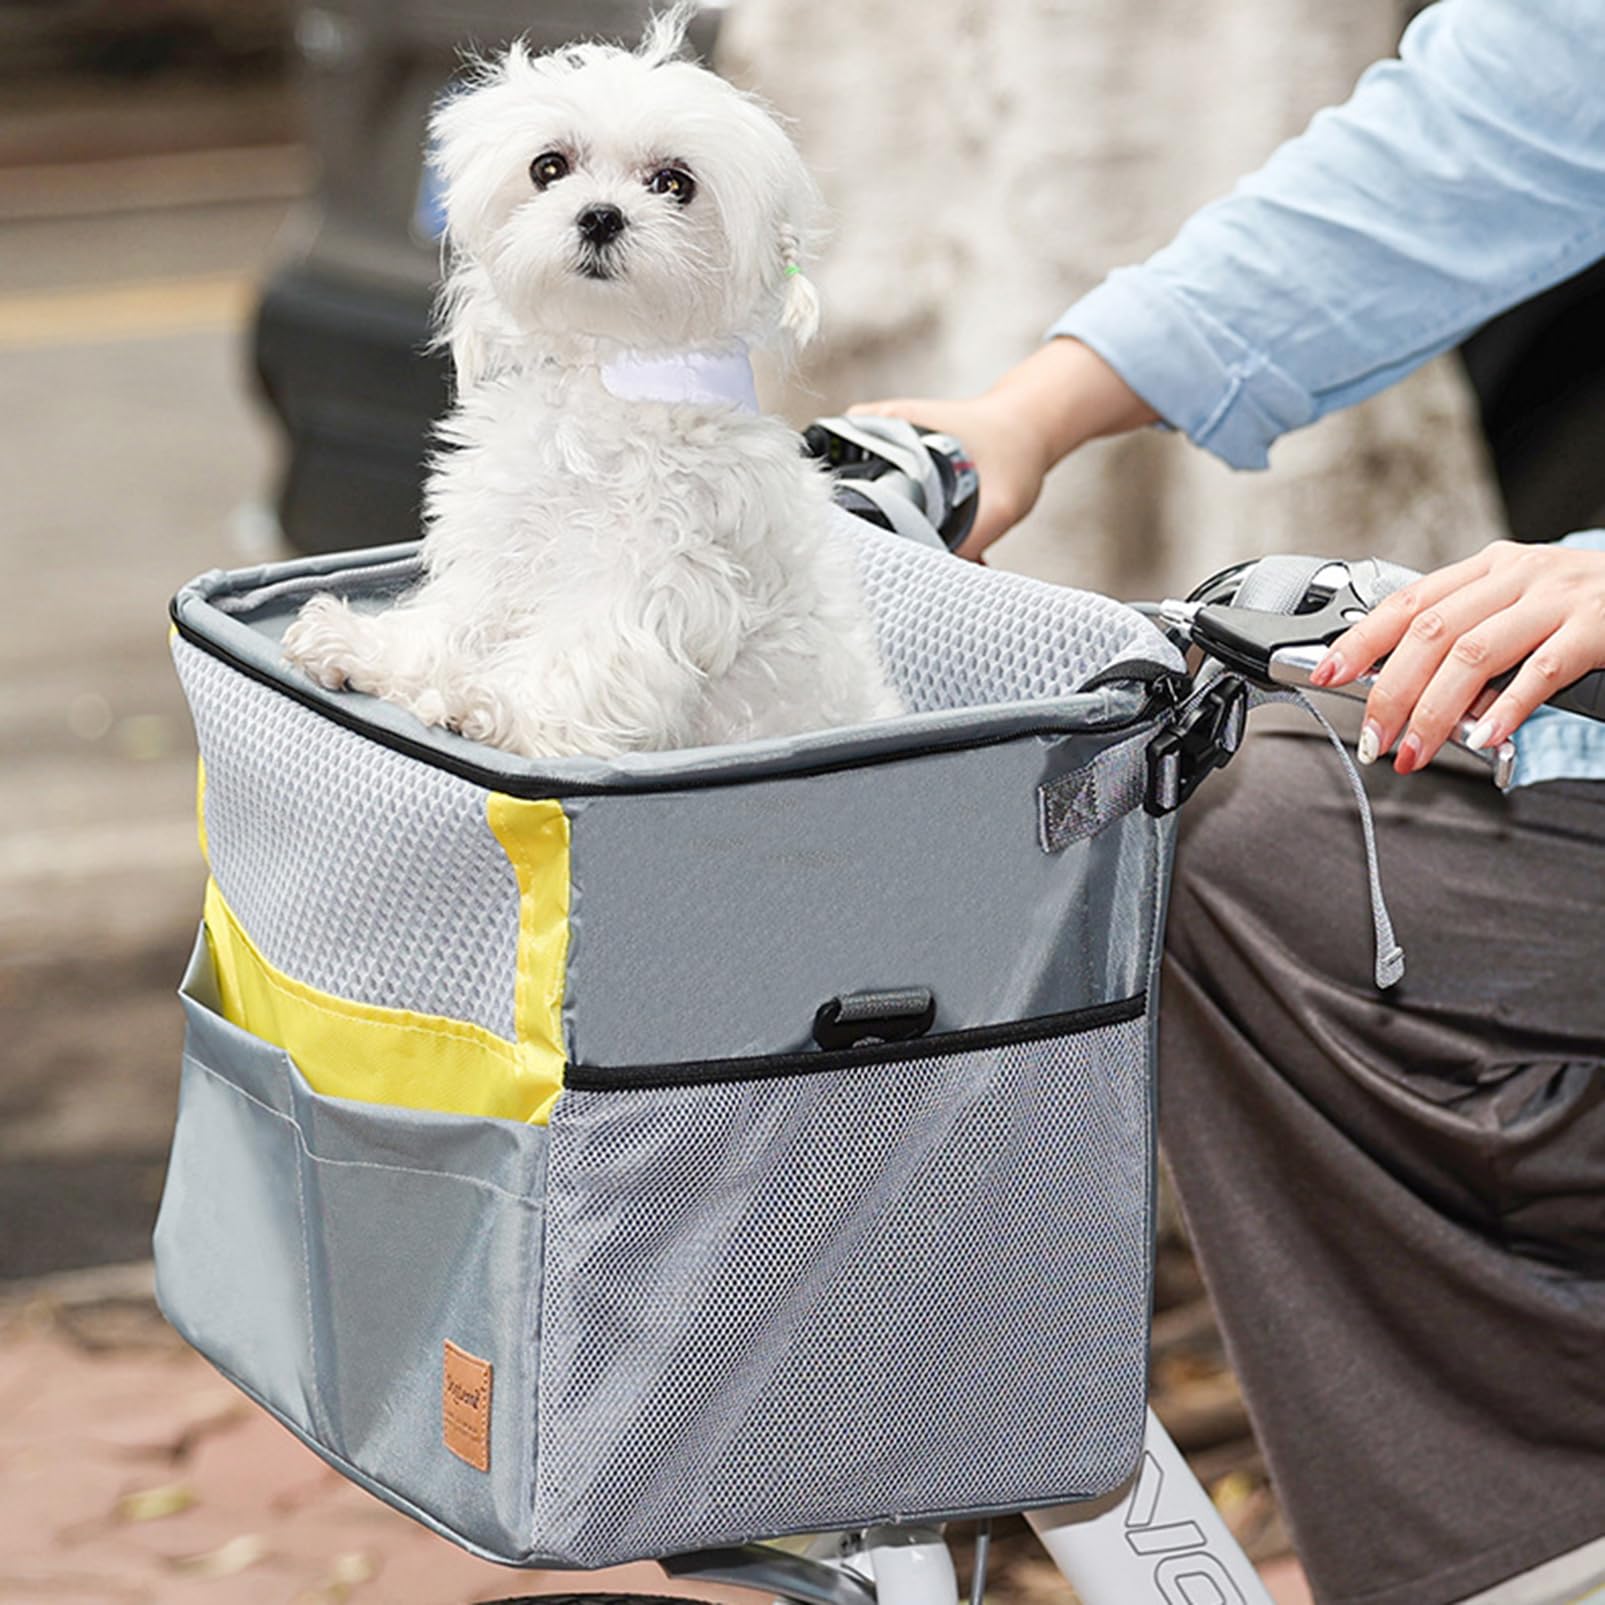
top-left (179, 516), bottom-right (1184, 790)
top-left (850, 519), bottom-right (1182, 711)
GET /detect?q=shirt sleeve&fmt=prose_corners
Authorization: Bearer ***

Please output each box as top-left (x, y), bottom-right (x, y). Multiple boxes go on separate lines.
top-left (1048, 0), bottom-right (1605, 470)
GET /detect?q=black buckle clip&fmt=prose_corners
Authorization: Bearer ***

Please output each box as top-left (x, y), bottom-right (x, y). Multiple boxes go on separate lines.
top-left (1145, 676), bottom-right (1248, 816)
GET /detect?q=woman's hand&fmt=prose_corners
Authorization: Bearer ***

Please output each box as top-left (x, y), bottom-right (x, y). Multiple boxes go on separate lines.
top-left (1313, 540), bottom-right (1605, 772)
top-left (846, 393), bottom-right (1054, 558)
top-left (849, 338), bottom-right (1157, 559)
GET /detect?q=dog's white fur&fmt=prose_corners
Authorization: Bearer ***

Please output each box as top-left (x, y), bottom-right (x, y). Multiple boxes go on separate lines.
top-left (281, 10), bottom-right (899, 758)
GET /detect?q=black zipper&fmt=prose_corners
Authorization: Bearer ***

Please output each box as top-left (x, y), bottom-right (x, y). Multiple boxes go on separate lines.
top-left (171, 600), bottom-right (1175, 801)
top-left (564, 992), bottom-right (1147, 1091)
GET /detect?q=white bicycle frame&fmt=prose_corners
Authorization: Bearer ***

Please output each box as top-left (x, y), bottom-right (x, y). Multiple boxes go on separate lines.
top-left (665, 1407), bottom-right (1274, 1605)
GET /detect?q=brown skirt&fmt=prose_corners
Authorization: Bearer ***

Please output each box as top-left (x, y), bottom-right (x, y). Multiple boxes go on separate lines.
top-left (1160, 717), bottom-right (1605, 1605)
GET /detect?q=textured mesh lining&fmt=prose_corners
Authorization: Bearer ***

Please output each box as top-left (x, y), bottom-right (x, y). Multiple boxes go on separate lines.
top-left (534, 1015), bottom-right (1151, 1567)
top-left (852, 527), bottom-right (1181, 712)
top-left (175, 639), bottom-right (521, 1039)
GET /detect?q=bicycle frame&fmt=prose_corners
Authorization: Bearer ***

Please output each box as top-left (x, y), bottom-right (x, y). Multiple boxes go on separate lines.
top-left (1028, 1409), bottom-right (1273, 1605)
top-left (665, 1409), bottom-right (1274, 1605)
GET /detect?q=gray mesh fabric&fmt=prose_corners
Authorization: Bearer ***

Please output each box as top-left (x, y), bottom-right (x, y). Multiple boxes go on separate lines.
top-left (175, 639), bottom-right (522, 1039)
top-left (850, 522), bottom-right (1181, 711)
top-left (534, 1015), bottom-right (1152, 1567)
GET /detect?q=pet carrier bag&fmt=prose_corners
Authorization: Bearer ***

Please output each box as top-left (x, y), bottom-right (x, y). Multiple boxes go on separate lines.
top-left (156, 512), bottom-right (1206, 1570)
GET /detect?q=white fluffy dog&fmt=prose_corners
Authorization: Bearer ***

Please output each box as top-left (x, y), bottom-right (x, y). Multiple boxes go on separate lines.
top-left (281, 10), bottom-right (900, 758)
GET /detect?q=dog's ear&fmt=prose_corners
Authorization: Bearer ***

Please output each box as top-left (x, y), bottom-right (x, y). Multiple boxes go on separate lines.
top-left (449, 314), bottom-right (497, 392)
top-left (435, 260), bottom-right (512, 391)
top-left (777, 226), bottom-right (820, 350)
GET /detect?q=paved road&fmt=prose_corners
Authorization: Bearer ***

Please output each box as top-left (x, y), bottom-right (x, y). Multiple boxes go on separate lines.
top-left (0, 169), bottom-right (292, 1280)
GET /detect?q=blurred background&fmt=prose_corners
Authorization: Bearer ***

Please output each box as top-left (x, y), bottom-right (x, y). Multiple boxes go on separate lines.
top-left (2, 1), bottom-right (1602, 1600)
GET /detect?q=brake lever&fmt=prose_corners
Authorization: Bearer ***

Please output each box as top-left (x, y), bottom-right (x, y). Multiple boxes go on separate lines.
top-left (1166, 560), bottom-right (1378, 679)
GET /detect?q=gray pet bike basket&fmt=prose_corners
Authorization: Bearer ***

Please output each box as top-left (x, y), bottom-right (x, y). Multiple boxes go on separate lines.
top-left (157, 514), bottom-right (1190, 1570)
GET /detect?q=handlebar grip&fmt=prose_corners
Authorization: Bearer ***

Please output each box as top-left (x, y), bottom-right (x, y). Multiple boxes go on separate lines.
top-left (1550, 668), bottom-right (1605, 723)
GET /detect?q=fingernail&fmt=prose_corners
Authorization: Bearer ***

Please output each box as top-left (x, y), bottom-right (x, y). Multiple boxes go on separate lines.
top-left (1465, 715), bottom-right (1501, 752)
top-left (1395, 732), bottom-right (1423, 774)
top-left (1311, 652), bottom-right (1342, 688)
top-left (1356, 721), bottom-right (1381, 766)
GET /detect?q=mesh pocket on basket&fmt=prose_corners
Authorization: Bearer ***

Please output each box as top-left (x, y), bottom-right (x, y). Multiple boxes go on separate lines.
top-left (535, 1009), bottom-right (1153, 1568)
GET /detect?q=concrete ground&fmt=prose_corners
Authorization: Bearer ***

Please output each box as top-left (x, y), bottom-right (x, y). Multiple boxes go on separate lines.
top-left (0, 1279), bottom-right (1311, 1605)
top-left (0, 1274), bottom-right (758, 1605)
top-left (0, 67), bottom-right (1312, 1605)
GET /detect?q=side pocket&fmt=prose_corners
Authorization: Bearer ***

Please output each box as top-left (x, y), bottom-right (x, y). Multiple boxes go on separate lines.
top-left (155, 927), bottom-right (548, 1564)
top-left (155, 927), bottom-right (321, 1438)
top-left (295, 1072), bottom-right (546, 1558)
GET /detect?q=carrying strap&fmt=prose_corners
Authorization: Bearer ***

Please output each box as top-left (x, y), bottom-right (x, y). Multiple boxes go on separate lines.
top-left (1037, 726), bottom-right (1155, 854)
top-left (1224, 554), bottom-right (1404, 989)
top-left (1038, 672), bottom-right (1247, 852)
top-left (1037, 683), bottom-right (1404, 989)
top-left (1246, 683), bottom-right (1405, 989)
top-left (1225, 552), bottom-right (1330, 613)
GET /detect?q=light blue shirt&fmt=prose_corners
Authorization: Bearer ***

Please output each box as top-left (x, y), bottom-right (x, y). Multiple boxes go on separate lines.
top-left (1049, 0), bottom-right (1605, 788)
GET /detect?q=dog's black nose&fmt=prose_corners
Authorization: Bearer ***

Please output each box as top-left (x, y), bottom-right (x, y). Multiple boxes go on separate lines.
top-left (577, 205), bottom-right (626, 246)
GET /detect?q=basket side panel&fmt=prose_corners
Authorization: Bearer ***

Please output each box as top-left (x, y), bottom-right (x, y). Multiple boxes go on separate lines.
top-left (174, 637), bottom-right (521, 1040)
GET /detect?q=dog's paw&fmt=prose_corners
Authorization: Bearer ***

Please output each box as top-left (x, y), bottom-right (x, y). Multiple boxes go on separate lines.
top-left (448, 690), bottom-right (517, 750)
top-left (282, 595), bottom-right (371, 692)
top-left (446, 687), bottom-right (581, 757)
top-left (408, 688), bottom-right (449, 729)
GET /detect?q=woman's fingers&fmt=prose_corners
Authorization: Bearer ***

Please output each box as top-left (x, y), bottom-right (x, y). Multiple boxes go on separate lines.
top-left (1357, 569), bottom-right (1537, 762)
top-left (1464, 622), bottom-right (1600, 752)
top-left (1391, 596), bottom-right (1558, 769)
top-left (1314, 548), bottom-right (1494, 689)
top-left (1311, 540), bottom-right (1605, 775)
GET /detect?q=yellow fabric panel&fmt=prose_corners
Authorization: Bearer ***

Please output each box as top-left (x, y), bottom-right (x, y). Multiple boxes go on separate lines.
top-left (485, 794), bottom-right (572, 1122)
top-left (203, 878), bottom-right (563, 1124)
top-left (195, 756), bottom-right (209, 864)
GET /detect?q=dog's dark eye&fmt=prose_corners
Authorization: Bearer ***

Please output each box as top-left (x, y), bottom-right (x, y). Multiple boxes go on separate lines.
top-left (647, 166), bottom-right (696, 205)
top-left (530, 151), bottom-right (570, 189)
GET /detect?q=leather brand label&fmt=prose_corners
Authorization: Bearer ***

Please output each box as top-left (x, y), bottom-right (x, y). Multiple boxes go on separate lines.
top-left (442, 1340), bottom-right (492, 1471)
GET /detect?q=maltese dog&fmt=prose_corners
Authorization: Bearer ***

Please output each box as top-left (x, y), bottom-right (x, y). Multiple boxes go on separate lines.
top-left (281, 8), bottom-right (901, 758)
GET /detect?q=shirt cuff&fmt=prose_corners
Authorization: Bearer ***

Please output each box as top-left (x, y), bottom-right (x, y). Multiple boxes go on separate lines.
top-left (1047, 268), bottom-right (1317, 471)
top-left (1558, 529), bottom-right (1605, 553)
